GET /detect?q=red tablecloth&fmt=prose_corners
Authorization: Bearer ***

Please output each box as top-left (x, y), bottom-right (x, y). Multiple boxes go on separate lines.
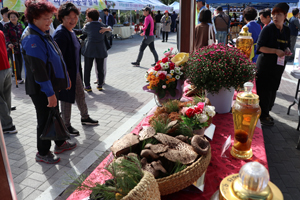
top-left (68, 113), bottom-right (267, 200)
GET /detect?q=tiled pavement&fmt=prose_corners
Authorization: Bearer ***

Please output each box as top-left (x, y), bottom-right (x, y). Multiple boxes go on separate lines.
top-left (5, 33), bottom-right (300, 199)
top-left (5, 33), bottom-right (176, 200)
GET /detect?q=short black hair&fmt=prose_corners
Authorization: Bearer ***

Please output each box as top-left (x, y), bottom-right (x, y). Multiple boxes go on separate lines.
top-left (259, 8), bottom-right (271, 18)
top-left (1, 7), bottom-right (9, 15)
top-left (58, 2), bottom-right (79, 22)
top-left (243, 7), bottom-right (257, 21)
top-left (112, 12), bottom-right (116, 15)
top-left (292, 8), bottom-right (299, 16)
top-left (7, 10), bottom-right (19, 19)
top-left (157, 10), bottom-right (160, 14)
top-left (103, 8), bottom-right (109, 12)
top-left (199, 9), bottom-right (212, 24)
top-left (87, 8), bottom-right (99, 21)
top-left (216, 6), bottom-right (223, 12)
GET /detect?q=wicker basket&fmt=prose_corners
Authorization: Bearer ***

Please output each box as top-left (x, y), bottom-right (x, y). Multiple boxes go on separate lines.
top-left (122, 171), bottom-right (161, 200)
top-left (156, 148), bottom-right (211, 196)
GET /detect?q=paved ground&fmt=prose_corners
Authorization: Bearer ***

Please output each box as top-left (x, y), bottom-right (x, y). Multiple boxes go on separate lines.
top-left (4, 32), bottom-right (300, 199)
top-left (5, 32), bottom-right (177, 200)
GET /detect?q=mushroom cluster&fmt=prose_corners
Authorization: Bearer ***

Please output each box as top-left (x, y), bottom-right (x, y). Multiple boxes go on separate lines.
top-left (110, 126), bottom-right (210, 179)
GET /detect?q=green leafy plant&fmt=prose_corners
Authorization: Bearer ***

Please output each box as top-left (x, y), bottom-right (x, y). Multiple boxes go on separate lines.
top-left (151, 118), bottom-right (171, 134)
top-left (173, 122), bottom-right (194, 138)
top-left (169, 161), bottom-right (187, 175)
top-left (163, 100), bottom-right (180, 113)
top-left (184, 44), bottom-right (256, 94)
top-left (140, 137), bottom-right (159, 150)
top-left (68, 155), bottom-right (143, 200)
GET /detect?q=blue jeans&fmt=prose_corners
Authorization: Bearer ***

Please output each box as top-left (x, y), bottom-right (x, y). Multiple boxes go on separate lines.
top-left (216, 31), bottom-right (227, 45)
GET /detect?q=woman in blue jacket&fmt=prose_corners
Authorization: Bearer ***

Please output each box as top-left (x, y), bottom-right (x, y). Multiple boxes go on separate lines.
top-left (53, 2), bottom-right (98, 135)
top-left (21, 0), bottom-right (76, 164)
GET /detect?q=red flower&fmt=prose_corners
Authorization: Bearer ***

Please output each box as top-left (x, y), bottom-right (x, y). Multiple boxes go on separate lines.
top-left (195, 102), bottom-right (205, 114)
top-left (154, 65), bottom-right (162, 71)
top-left (162, 57), bottom-right (169, 63)
top-left (186, 108), bottom-right (195, 118)
top-left (159, 73), bottom-right (166, 80)
top-left (169, 62), bottom-right (175, 70)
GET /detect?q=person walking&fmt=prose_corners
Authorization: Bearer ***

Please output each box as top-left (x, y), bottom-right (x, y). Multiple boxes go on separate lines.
top-left (256, 3), bottom-right (291, 126)
top-left (53, 2), bottom-right (99, 135)
top-left (242, 7), bottom-right (262, 63)
top-left (171, 11), bottom-right (177, 32)
top-left (81, 8), bottom-right (112, 92)
top-left (213, 6), bottom-right (230, 45)
top-left (103, 8), bottom-right (115, 46)
top-left (155, 10), bottom-right (162, 39)
top-left (21, 0), bottom-right (77, 164)
top-left (155, 10), bottom-right (162, 38)
top-left (3, 10), bottom-right (24, 83)
top-left (196, 0), bottom-right (206, 25)
top-left (194, 9), bottom-right (215, 51)
top-left (0, 30), bottom-right (17, 134)
top-left (259, 8), bottom-right (272, 27)
top-left (288, 8), bottom-right (300, 62)
top-left (161, 10), bottom-right (171, 42)
top-left (131, 5), bottom-right (158, 67)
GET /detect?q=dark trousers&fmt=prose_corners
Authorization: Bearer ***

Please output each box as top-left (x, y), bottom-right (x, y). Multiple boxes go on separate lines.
top-left (109, 35), bottom-right (113, 46)
top-left (84, 57), bottom-right (104, 87)
top-left (256, 80), bottom-right (277, 119)
top-left (137, 36), bottom-right (158, 63)
top-left (8, 51), bottom-right (23, 80)
top-left (30, 93), bottom-right (64, 156)
top-left (162, 32), bottom-right (169, 41)
top-left (171, 21), bottom-right (176, 32)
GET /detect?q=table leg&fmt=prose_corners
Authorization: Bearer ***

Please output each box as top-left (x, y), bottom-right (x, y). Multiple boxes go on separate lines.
top-left (287, 79), bottom-right (300, 115)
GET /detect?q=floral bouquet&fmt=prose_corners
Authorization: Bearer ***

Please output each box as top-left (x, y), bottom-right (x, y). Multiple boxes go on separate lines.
top-left (184, 44), bottom-right (256, 94)
top-left (181, 102), bottom-right (216, 131)
top-left (143, 48), bottom-right (188, 100)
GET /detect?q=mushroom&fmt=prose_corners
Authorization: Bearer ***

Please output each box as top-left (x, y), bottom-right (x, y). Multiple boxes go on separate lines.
top-left (151, 160), bottom-right (167, 174)
top-left (166, 120), bottom-right (180, 134)
top-left (110, 133), bottom-right (140, 157)
top-left (175, 135), bottom-right (189, 143)
top-left (144, 143), bottom-right (152, 149)
top-left (140, 149), bottom-right (159, 160)
top-left (139, 126), bottom-right (156, 141)
top-left (154, 133), bottom-right (198, 165)
top-left (149, 144), bottom-right (169, 154)
top-left (191, 135), bottom-right (210, 156)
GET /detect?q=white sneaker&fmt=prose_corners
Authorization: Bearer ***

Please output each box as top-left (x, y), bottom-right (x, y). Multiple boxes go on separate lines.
top-left (17, 79), bottom-right (24, 84)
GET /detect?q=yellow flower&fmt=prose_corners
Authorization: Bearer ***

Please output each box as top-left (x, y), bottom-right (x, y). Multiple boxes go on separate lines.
top-left (171, 53), bottom-right (189, 66)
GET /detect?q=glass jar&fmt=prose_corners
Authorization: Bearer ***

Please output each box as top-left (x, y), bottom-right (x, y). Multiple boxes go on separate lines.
top-left (236, 27), bottom-right (253, 59)
top-left (231, 82), bottom-right (261, 160)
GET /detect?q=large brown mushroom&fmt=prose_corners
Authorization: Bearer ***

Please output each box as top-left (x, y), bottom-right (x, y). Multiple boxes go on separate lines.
top-left (141, 158), bottom-right (167, 178)
top-left (110, 133), bottom-right (140, 157)
top-left (191, 135), bottom-right (210, 156)
top-left (138, 126), bottom-right (156, 141)
top-left (140, 149), bottom-right (159, 160)
top-left (154, 133), bottom-right (198, 165)
top-left (149, 144), bottom-right (169, 154)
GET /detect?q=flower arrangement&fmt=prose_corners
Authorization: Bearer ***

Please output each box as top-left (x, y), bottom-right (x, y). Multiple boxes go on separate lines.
top-left (184, 44), bottom-right (256, 94)
top-left (144, 48), bottom-right (186, 99)
top-left (181, 102), bottom-right (216, 130)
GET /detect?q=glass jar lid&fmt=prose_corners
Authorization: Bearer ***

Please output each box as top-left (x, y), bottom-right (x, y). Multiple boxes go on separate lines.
top-left (239, 27), bottom-right (252, 37)
top-left (236, 82), bottom-right (259, 105)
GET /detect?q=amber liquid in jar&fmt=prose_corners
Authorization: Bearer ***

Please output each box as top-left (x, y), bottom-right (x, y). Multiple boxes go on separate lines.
top-left (232, 103), bottom-right (261, 155)
top-left (236, 37), bottom-right (253, 59)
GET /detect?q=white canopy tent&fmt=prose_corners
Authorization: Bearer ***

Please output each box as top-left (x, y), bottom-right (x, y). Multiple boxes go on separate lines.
top-left (170, 1), bottom-right (179, 13)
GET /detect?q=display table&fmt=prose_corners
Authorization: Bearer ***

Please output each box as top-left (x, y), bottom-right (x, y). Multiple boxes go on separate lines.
top-left (67, 110), bottom-right (267, 200)
top-left (112, 26), bottom-right (134, 39)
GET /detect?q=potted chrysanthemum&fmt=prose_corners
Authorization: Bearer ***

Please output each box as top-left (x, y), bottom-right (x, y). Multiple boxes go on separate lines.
top-left (183, 44), bottom-right (256, 113)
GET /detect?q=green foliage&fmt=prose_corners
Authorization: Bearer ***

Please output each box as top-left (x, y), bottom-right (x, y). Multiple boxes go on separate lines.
top-left (163, 100), bottom-right (180, 113)
top-left (181, 115), bottom-right (208, 130)
top-left (193, 94), bottom-right (206, 105)
top-left (173, 122), bottom-right (194, 138)
top-left (169, 161), bottom-right (187, 175)
top-left (67, 155), bottom-right (143, 200)
top-left (151, 118), bottom-right (171, 134)
top-left (140, 137), bottom-right (159, 150)
top-left (184, 44), bottom-right (256, 94)
top-left (159, 0), bottom-right (178, 5)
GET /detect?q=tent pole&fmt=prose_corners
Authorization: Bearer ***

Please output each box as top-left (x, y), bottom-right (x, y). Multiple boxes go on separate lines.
top-left (118, 10), bottom-right (120, 23)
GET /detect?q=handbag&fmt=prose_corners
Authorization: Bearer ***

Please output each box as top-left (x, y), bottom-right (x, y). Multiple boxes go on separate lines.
top-left (40, 108), bottom-right (71, 141)
top-left (208, 25), bottom-right (214, 45)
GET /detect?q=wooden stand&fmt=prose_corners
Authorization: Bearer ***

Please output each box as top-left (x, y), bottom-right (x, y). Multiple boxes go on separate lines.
top-left (0, 123), bottom-right (17, 200)
top-left (179, 0), bottom-right (195, 53)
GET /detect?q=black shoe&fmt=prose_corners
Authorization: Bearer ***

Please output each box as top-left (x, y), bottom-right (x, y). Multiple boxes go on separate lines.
top-left (11, 106), bottom-right (16, 111)
top-left (162, 40), bottom-right (165, 42)
top-left (3, 125), bottom-right (18, 134)
top-left (268, 115), bottom-right (274, 122)
top-left (131, 62), bottom-right (140, 66)
top-left (81, 117), bottom-right (99, 126)
top-left (151, 63), bottom-right (156, 66)
top-left (97, 85), bottom-right (103, 91)
top-left (260, 117), bottom-right (274, 126)
top-left (67, 126), bottom-right (79, 135)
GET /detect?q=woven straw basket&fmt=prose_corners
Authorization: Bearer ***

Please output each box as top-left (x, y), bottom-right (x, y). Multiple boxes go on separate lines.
top-left (156, 148), bottom-right (212, 196)
top-left (122, 171), bottom-right (161, 200)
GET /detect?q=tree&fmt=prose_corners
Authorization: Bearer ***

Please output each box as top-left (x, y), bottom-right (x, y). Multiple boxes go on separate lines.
top-left (159, 0), bottom-right (179, 6)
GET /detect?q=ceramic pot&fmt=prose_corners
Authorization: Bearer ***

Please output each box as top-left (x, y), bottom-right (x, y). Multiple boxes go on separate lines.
top-left (193, 128), bottom-right (205, 136)
top-left (207, 87), bottom-right (235, 114)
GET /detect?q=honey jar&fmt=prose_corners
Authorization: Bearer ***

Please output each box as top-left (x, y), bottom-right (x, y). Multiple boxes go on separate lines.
top-left (236, 27), bottom-right (253, 59)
